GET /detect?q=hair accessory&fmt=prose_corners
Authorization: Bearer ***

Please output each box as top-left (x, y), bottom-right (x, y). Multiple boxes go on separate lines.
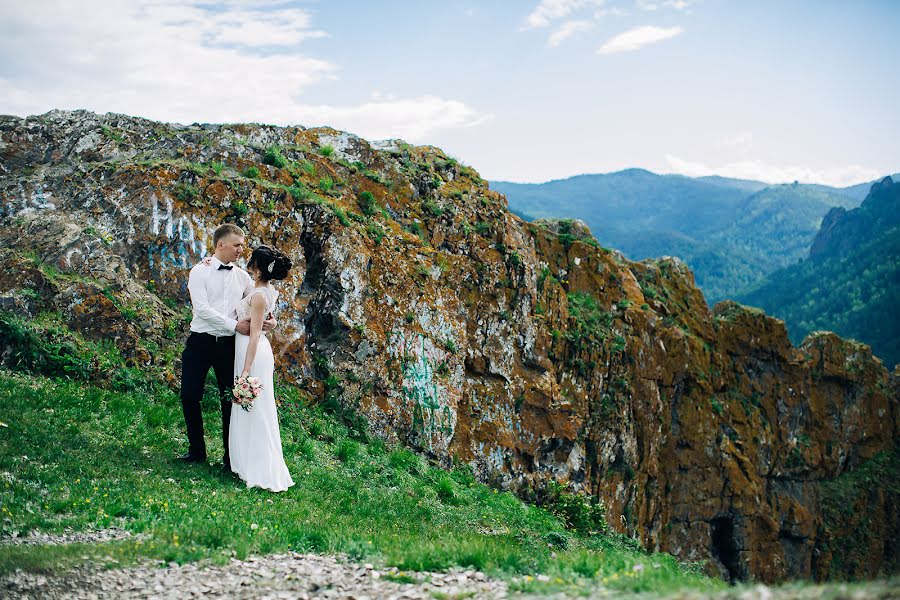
top-left (267, 260), bottom-right (275, 273)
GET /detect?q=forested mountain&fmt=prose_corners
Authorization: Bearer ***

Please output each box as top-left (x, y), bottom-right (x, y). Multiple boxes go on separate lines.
top-left (492, 170), bottom-right (897, 304)
top-left (738, 177), bottom-right (900, 368)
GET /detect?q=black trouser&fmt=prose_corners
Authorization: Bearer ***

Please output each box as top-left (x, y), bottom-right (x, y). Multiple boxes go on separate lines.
top-left (180, 332), bottom-right (236, 465)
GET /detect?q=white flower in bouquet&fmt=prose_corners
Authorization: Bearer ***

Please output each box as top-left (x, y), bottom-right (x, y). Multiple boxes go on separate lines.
top-left (233, 375), bottom-right (263, 412)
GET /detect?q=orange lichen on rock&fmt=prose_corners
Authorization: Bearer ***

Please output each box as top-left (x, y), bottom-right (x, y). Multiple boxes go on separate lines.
top-left (0, 110), bottom-right (895, 584)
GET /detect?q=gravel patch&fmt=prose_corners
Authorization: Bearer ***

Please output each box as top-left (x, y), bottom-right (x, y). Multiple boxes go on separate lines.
top-left (0, 527), bottom-right (144, 546)
top-left (2, 534), bottom-right (897, 599)
top-left (3, 551), bottom-right (512, 599)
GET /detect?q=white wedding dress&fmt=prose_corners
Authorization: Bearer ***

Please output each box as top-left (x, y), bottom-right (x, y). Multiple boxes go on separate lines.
top-left (229, 286), bottom-right (294, 492)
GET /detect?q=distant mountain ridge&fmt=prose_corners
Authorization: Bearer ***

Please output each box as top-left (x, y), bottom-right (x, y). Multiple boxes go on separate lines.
top-left (737, 176), bottom-right (900, 368)
top-left (492, 170), bottom-right (898, 304)
top-left (809, 176), bottom-right (900, 259)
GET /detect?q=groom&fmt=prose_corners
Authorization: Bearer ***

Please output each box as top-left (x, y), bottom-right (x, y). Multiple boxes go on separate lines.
top-left (178, 223), bottom-right (276, 470)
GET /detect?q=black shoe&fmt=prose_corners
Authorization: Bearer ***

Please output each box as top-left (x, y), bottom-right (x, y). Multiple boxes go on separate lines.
top-left (178, 453), bottom-right (207, 463)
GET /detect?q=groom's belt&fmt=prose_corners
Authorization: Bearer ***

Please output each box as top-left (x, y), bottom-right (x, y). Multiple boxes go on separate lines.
top-left (191, 331), bottom-right (235, 344)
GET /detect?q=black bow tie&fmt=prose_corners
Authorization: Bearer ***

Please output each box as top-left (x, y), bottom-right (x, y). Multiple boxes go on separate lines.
top-left (217, 264), bottom-right (234, 271)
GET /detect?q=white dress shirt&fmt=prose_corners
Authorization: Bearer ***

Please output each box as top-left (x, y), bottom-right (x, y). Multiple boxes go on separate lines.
top-left (187, 256), bottom-right (253, 336)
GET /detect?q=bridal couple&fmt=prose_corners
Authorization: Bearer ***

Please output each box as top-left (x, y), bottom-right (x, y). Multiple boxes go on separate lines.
top-left (177, 223), bottom-right (294, 493)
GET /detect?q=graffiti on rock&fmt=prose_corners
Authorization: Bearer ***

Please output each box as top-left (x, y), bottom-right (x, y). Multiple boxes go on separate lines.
top-left (147, 194), bottom-right (208, 273)
top-left (387, 329), bottom-right (456, 447)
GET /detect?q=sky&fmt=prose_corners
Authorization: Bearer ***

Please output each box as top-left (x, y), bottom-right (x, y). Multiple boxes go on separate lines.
top-left (1, 0), bottom-right (898, 186)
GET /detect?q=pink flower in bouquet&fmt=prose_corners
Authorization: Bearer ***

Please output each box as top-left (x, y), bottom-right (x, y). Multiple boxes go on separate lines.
top-left (233, 375), bottom-right (262, 412)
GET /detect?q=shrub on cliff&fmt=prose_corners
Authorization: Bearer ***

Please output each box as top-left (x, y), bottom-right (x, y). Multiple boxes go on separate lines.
top-left (357, 191), bottom-right (377, 216)
top-left (538, 481), bottom-right (609, 535)
top-left (0, 311), bottom-right (92, 380)
top-left (0, 311), bottom-right (158, 392)
top-left (263, 146), bottom-right (287, 169)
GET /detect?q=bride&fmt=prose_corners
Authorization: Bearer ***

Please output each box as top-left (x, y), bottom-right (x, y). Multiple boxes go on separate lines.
top-left (229, 245), bottom-right (295, 492)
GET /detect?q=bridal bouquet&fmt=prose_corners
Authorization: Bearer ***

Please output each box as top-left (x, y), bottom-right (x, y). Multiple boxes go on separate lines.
top-left (233, 375), bottom-right (262, 412)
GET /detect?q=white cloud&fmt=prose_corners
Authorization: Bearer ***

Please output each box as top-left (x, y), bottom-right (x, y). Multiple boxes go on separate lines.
top-left (637, 0), bottom-right (691, 10)
top-left (597, 25), bottom-right (683, 54)
top-left (719, 131), bottom-right (754, 148)
top-left (0, 1), bottom-right (489, 142)
top-left (523, 0), bottom-right (606, 29)
top-left (548, 20), bottom-right (595, 47)
top-left (594, 7), bottom-right (630, 17)
top-left (665, 155), bottom-right (884, 187)
top-left (293, 96), bottom-right (494, 142)
top-left (662, 0), bottom-right (691, 10)
top-left (210, 12), bottom-right (329, 47)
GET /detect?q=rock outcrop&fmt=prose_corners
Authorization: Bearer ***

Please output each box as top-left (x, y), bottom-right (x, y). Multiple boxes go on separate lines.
top-left (809, 176), bottom-right (898, 260)
top-left (1, 110), bottom-right (896, 583)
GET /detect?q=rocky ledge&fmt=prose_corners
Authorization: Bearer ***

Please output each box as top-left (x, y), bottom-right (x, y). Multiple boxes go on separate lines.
top-left (0, 110), bottom-right (897, 583)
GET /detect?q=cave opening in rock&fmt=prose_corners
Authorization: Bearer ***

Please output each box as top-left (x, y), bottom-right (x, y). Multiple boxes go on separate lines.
top-left (710, 516), bottom-right (742, 583)
top-left (298, 231), bottom-right (325, 293)
top-left (297, 226), bottom-right (349, 345)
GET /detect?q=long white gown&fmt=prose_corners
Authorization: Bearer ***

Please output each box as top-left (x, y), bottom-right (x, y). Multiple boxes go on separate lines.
top-left (229, 286), bottom-right (294, 492)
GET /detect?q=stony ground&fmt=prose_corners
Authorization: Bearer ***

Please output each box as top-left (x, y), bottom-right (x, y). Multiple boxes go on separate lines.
top-left (3, 531), bottom-right (899, 599)
top-left (3, 552), bottom-right (508, 600)
top-left (6, 554), bottom-right (900, 600)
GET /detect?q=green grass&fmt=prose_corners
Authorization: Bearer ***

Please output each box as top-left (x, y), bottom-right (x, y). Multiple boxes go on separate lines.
top-left (318, 176), bottom-right (335, 193)
top-left (565, 292), bottom-right (614, 351)
top-left (366, 221), bottom-right (386, 245)
top-left (818, 447), bottom-right (900, 579)
top-left (173, 182), bottom-right (199, 203)
top-left (262, 146), bottom-right (287, 169)
top-left (287, 182), bottom-right (314, 201)
top-left (100, 125), bottom-right (125, 143)
top-left (297, 160), bottom-right (316, 177)
top-left (0, 368), bottom-right (720, 594)
top-left (357, 191), bottom-right (377, 217)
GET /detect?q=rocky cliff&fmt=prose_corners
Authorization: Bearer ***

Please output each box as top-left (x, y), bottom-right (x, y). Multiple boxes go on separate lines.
top-left (737, 177), bottom-right (900, 371)
top-left (1, 110), bottom-right (896, 583)
top-left (809, 176), bottom-right (899, 260)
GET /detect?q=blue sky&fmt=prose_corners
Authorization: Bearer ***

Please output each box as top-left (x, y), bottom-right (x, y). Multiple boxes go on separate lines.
top-left (1, 1), bottom-right (897, 185)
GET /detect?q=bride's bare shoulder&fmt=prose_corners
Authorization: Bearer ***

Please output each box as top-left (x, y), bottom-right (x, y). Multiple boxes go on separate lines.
top-left (244, 293), bottom-right (265, 315)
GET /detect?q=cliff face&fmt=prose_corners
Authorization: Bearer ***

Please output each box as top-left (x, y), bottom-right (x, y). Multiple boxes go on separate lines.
top-left (809, 176), bottom-right (899, 260)
top-left (736, 177), bottom-right (900, 372)
top-left (1, 110), bottom-right (897, 583)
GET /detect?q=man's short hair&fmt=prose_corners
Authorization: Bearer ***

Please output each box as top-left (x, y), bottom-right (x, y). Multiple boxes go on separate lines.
top-left (213, 224), bottom-right (245, 247)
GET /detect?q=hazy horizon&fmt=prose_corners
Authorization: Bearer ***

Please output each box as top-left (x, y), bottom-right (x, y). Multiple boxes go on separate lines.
top-left (489, 166), bottom-right (899, 188)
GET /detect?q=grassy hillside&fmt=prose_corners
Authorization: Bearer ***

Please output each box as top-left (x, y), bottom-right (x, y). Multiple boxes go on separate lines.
top-left (0, 313), bottom-right (722, 596)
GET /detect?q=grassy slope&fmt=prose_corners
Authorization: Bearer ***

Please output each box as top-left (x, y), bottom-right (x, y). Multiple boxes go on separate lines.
top-left (0, 367), bottom-right (722, 596)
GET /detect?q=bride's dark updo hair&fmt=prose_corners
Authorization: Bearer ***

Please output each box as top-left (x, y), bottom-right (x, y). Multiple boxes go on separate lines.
top-left (248, 245), bottom-right (292, 281)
